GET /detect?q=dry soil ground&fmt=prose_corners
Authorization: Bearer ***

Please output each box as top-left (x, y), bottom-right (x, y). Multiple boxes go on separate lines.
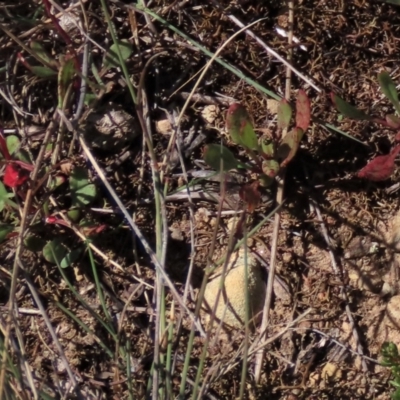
top-left (2, 0), bottom-right (400, 399)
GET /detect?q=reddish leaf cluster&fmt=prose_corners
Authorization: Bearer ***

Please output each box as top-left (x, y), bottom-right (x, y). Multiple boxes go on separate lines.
top-left (0, 132), bottom-right (32, 188)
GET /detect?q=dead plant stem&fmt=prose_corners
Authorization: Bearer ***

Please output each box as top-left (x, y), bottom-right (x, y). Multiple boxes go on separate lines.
top-left (254, 0), bottom-right (294, 384)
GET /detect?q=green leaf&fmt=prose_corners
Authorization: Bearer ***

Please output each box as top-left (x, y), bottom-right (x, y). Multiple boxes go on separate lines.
top-left (58, 58), bottom-right (75, 107)
top-left (0, 181), bottom-right (16, 212)
top-left (67, 209), bottom-right (81, 222)
top-left (261, 139), bottom-right (275, 157)
top-left (70, 167), bottom-right (97, 206)
top-left (203, 144), bottom-right (239, 171)
top-left (0, 224), bottom-right (13, 243)
top-left (70, 167), bottom-right (90, 191)
top-left (43, 238), bottom-right (68, 264)
top-left (72, 184), bottom-right (97, 206)
top-left (277, 127), bottom-right (305, 167)
top-left (382, 0), bottom-right (400, 4)
top-left (6, 136), bottom-right (20, 156)
top-left (277, 99), bottom-right (292, 130)
top-left (330, 93), bottom-right (372, 120)
top-left (24, 235), bottom-right (47, 252)
top-left (226, 103), bottom-right (259, 150)
top-left (60, 248), bottom-right (82, 268)
top-left (84, 93), bottom-right (97, 106)
top-left (30, 41), bottom-right (57, 67)
top-left (49, 175), bottom-right (66, 190)
top-left (30, 66), bottom-right (57, 78)
top-left (103, 39), bottom-right (133, 69)
top-left (15, 149), bottom-right (31, 164)
top-left (378, 71), bottom-right (400, 114)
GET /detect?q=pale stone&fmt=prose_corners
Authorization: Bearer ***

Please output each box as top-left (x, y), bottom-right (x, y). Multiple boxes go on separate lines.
top-left (202, 249), bottom-right (265, 329)
top-left (84, 102), bottom-right (139, 150)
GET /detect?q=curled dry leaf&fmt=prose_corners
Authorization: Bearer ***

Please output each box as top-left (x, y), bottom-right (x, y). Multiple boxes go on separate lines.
top-left (357, 145), bottom-right (400, 181)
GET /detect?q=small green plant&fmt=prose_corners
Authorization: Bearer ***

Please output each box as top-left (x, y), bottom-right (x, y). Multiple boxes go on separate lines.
top-left (0, 128), bottom-right (101, 266)
top-left (203, 90), bottom-right (311, 210)
top-left (331, 71), bottom-right (400, 181)
top-left (381, 342), bottom-right (400, 399)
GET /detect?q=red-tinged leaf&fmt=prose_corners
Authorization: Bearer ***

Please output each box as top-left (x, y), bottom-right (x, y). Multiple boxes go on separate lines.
top-left (330, 93), bottom-right (372, 120)
top-left (3, 164), bottom-right (29, 188)
top-left (296, 89), bottom-right (311, 130)
top-left (226, 103), bottom-right (259, 150)
top-left (0, 132), bottom-right (11, 160)
top-left (277, 99), bottom-right (292, 130)
top-left (45, 216), bottom-right (70, 228)
top-left (81, 224), bottom-right (107, 236)
top-left (11, 160), bottom-right (34, 171)
top-left (386, 114), bottom-right (400, 129)
top-left (239, 181), bottom-right (261, 213)
top-left (357, 146), bottom-right (400, 181)
top-left (277, 127), bottom-right (305, 167)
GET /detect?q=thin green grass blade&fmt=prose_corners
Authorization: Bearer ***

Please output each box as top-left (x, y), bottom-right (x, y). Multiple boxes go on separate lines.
top-left (99, 0), bottom-right (137, 104)
top-left (134, 4), bottom-right (280, 101)
top-left (87, 244), bottom-right (113, 325)
top-left (323, 122), bottom-right (367, 145)
top-left (378, 71), bottom-right (400, 115)
top-left (126, 340), bottom-right (135, 400)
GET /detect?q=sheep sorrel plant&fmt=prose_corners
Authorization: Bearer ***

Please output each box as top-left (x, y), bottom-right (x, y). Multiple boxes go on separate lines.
top-left (203, 90), bottom-right (311, 210)
top-left (331, 71), bottom-right (400, 181)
